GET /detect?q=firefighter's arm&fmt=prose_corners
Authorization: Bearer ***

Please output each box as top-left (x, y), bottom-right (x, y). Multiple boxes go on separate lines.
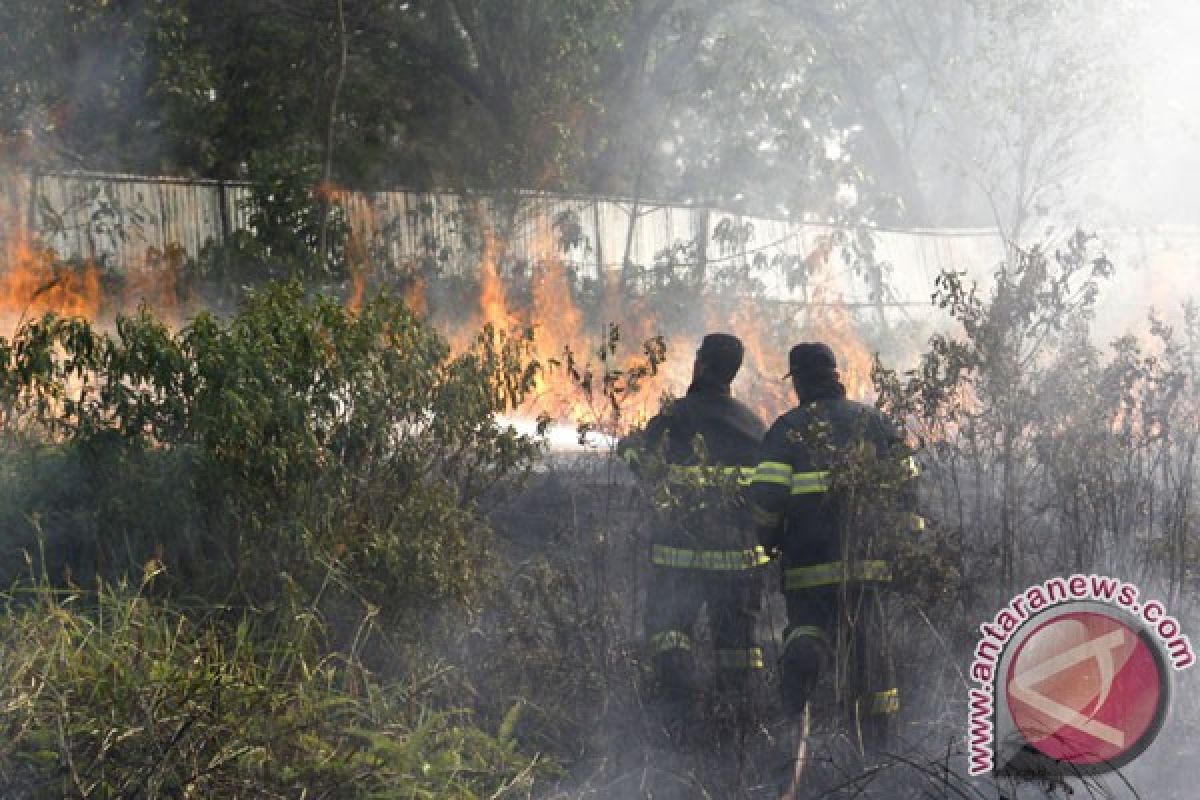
top-left (748, 418), bottom-right (794, 554)
top-left (882, 418), bottom-right (924, 534)
top-left (898, 449), bottom-right (923, 533)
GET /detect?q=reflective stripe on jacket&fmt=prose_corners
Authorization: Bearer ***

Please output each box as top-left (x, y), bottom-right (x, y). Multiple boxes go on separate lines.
top-left (618, 380), bottom-right (766, 552)
top-left (747, 392), bottom-right (919, 586)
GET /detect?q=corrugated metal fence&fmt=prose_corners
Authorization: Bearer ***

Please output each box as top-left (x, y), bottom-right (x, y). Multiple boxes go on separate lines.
top-left (0, 169), bottom-right (1193, 334)
top-left (3, 170), bottom-right (1020, 310)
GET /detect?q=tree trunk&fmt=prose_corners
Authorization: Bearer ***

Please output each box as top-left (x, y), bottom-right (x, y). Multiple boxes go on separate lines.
top-left (317, 0), bottom-right (348, 272)
top-left (693, 207), bottom-right (709, 287)
top-left (798, 5), bottom-right (933, 226)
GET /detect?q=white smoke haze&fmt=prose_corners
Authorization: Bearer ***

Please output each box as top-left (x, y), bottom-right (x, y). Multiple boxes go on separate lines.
top-left (1097, 2), bottom-right (1200, 227)
top-left (3, 1), bottom-right (1200, 798)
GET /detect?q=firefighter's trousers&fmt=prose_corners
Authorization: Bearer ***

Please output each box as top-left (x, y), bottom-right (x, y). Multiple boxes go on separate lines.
top-left (779, 570), bottom-right (898, 754)
top-left (644, 551), bottom-right (766, 700)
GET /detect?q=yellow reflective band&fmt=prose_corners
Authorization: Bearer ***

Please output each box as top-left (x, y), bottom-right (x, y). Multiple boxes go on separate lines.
top-left (783, 560), bottom-right (892, 590)
top-left (879, 456), bottom-right (921, 489)
top-left (791, 470), bottom-right (831, 495)
top-left (651, 544), bottom-right (772, 570)
top-left (714, 647), bottom-right (765, 670)
top-left (649, 630), bottom-right (692, 654)
top-left (751, 461), bottom-right (794, 486)
top-left (868, 688), bottom-right (900, 715)
top-left (906, 513), bottom-right (926, 533)
top-left (751, 504), bottom-right (783, 527)
top-left (783, 625), bottom-right (828, 652)
top-left (667, 464), bottom-right (755, 486)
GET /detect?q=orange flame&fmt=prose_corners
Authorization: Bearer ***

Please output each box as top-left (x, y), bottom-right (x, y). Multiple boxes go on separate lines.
top-left (799, 290), bottom-right (876, 401)
top-left (478, 228), bottom-right (512, 331)
top-left (1, 164), bottom-right (100, 325)
top-left (403, 273), bottom-right (427, 317)
top-left (314, 180), bottom-right (351, 204)
top-left (0, 234), bottom-right (102, 327)
top-left (346, 265), bottom-right (365, 314)
top-left (0, 162), bottom-right (886, 438)
top-left (120, 244), bottom-right (189, 325)
top-left (1, 157), bottom-right (198, 330)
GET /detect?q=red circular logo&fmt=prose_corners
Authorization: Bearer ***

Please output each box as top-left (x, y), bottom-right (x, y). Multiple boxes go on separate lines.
top-left (1005, 610), bottom-right (1166, 766)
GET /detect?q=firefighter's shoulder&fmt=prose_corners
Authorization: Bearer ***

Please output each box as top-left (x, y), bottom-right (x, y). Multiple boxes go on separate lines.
top-left (819, 396), bottom-right (880, 431)
top-left (642, 393), bottom-right (687, 432)
top-left (649, 391), bottom-right (689, 421)
top-left (726, 396), bottom-right (767, 439)
top-left (842, 398), bottom-right (898, 442)
top-left (617, 399), bottom-right (677, 458)
top-left (759, 410), bottom-right (804, 452)
top-left (769, 405), bottom-right (818, 437)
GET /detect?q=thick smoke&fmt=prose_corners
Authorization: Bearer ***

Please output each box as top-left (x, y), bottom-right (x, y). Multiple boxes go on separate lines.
top-left (2, 2), bottom-right (1200, 798)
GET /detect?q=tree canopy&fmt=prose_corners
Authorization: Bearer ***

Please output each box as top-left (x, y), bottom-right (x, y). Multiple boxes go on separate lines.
top-left (0, 0), bottom-right (1138, 231)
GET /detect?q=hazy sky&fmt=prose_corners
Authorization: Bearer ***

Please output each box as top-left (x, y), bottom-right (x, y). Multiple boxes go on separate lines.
top-left (1101, 1), bottom-right (1200, 226)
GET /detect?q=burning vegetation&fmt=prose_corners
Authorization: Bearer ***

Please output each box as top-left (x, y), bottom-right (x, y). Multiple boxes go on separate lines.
top-left (1, 1), bottom-right (1200, 798)
top-left (1, 174), bottom-right (1198, 798)
top-left (0, 171), bottom-right (883, 434)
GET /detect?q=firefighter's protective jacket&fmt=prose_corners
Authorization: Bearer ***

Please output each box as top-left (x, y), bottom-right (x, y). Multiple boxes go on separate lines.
top-left (621, 378), bottom-right (769, 677)
top-left (748, 392), bottom-right (921, 591)
top-left (619, 379), bottom-right (767, 564)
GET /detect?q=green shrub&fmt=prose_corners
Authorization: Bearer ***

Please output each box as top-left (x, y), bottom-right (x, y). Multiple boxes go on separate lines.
top-left (0, 283), bottom-right (544, 629)
top-left (0, 578), bottom-right (549, 799)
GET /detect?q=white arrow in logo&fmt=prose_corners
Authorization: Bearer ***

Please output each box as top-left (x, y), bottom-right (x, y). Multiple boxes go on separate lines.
top-left (1008, 628), bottom-right (1129, 748)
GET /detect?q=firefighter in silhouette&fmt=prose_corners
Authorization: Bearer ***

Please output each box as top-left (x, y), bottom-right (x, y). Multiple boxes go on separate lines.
top-left (748, 343), bottom-right (921, 756)
top-left (618, 333), bottom-right (768, 725)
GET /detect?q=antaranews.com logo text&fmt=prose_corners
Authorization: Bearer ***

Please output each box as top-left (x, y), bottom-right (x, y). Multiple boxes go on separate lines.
top-left (967, 574), bottom-right (1194, 777)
